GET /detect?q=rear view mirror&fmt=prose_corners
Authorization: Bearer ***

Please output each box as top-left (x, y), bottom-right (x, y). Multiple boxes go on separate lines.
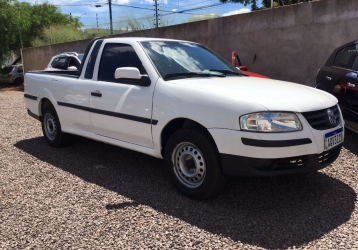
top-left (114, 67), bottom-right (151, 87)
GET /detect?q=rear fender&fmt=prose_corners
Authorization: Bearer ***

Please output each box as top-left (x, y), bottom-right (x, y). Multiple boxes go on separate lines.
top-left (37, 88), bottom-right (58, 117)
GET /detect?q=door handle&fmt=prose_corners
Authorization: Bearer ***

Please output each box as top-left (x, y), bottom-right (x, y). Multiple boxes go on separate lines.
top-left (326, 76), bottom-right (332, 81)
top-left (91, 91), bottom-right (102, 97)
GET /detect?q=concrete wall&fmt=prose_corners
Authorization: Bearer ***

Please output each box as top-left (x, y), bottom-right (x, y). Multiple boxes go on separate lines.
top-left (22, 0), bottom-right (358, 86)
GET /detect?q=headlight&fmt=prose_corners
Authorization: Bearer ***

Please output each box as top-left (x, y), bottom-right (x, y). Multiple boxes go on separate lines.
top-left (240, 112), bottom-right (302, 132)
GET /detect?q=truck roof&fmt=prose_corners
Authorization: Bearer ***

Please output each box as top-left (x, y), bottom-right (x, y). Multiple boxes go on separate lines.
top-left (103, 37), bottom-right (195, 43)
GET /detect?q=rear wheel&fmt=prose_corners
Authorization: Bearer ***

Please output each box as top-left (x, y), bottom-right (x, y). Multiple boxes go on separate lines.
top-left (13, 78), bottom-right (22, 86)
top-left (41, 105), bottom-right (69, 147)
top-left (165, 128), bottom-right (226, 199)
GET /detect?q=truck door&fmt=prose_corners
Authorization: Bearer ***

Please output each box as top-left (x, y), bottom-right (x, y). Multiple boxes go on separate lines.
top-left (89, 43), bottom-right (155, 148)
top-left (55, 40), bottom-right (104, 134)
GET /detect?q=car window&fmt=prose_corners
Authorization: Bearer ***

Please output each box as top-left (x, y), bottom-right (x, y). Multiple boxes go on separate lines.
top-left (17, 66), bottom-right (23, 73)
top-left (85, 40), bottom-right (103, 79)
top-left (1, 66), bottom-right (13, 74)
top-left (140, 41), bottom-right (240, 78)
top-left (333, 49), bottom-right (344, 66)
top-left (51, 57), bottom-right (67, 70)
top-left (98, 43), bottom-right (146, 84)
top-left (68, 57), bottom-right (78, 69)
top-left (336, 44), bottom-right (358, 70)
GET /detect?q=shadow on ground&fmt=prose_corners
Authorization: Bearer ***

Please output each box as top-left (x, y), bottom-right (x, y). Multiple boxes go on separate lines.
top-left (15, 136), bottom-right (356, 249)
top-left (344, 129), bottom-right (358, 156)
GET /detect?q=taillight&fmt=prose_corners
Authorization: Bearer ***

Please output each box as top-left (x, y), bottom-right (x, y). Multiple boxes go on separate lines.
top-left (7, 74), bottom-right (12, 78)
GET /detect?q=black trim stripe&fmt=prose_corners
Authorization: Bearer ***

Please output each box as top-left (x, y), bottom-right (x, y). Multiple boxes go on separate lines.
top-left (57, 102), bottom-right (158, 125)
top-left (58, 102), bottom-right (90, 112)
top-left (24, 94), bottom-right (37, 100)
top-left (241, 138), bottom-right (312, 147)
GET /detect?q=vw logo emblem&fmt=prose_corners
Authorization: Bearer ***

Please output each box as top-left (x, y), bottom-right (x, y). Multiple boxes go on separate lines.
top-left (327, 109), bottom-right (337, 126)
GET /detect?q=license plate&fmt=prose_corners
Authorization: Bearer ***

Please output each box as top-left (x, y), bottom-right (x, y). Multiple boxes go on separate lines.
top-left (325, 127), bottom-right (344, 150)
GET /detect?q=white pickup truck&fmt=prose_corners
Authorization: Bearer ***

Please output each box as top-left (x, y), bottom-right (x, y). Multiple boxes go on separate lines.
top-left (24, 37), bottom-right (344, 199)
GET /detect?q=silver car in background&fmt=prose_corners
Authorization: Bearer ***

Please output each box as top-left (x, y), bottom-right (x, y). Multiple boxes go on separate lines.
top-left (45, 52), bottom-right (83, 71)
top-left (0, 64), bottom-right (24, 85)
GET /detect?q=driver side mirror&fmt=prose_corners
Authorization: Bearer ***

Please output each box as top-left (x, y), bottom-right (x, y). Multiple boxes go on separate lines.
top-left (114, 67), bottom-right (151, 87)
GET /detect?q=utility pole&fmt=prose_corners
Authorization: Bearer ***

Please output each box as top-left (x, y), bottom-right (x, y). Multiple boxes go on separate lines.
top-left (154, 0), bottom-right (159, 28)
top-left (108, 0), bottom-right (113, 35)
top-left (271, 0), bottom-right (274, 8)
top-left (96, 13), bottom-right (99, 36)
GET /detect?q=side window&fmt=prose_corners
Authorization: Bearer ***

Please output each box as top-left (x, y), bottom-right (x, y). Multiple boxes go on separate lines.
top-left (336, 44), bottom-right (358, 70)
top-left (51, 57), bottom-right (67, 70)
top-left (333, 49), bottom-right (344, 66)
top-left (17, 66), bottom-right (23, 73)
top-left (68, 57), bottom-right (78, 68)
top-left (98, 43), bottom-right (146, 84)
top-left (85, 40), bottom-right (103, 79)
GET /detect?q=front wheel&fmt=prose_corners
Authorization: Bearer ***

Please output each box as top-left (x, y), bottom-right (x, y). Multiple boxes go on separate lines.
top-left (165, 128), bottom-right (226, 199)
top-left (41, 105), bottom-right (69, 147)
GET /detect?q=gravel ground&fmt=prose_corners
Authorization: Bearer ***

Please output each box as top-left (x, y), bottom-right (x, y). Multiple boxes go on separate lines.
top-left (1, 89), bottom-right (358, 250)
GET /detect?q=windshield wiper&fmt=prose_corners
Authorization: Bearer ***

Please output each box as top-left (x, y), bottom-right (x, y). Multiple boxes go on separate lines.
top-left (163, 72), bottom-right (225, 80)
top-left (207, 69), bottom-right (241, 76)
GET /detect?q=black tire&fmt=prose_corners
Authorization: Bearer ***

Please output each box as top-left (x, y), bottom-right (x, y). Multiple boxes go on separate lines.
top-left (41, 105), bottom-right (69, 147)
top-left (164, 128), bottom-right (226, 199)
top-left (13, 78), bottom-right (23, 86)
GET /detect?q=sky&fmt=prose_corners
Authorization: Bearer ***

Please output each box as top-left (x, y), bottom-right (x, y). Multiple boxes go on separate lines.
top-left (19, 0), bottom-right (256, 30)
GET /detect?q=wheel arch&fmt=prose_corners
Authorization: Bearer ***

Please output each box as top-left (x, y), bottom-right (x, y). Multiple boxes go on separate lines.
top-left (160, 118), bottom-right (219, 158)
top-left (38, 98), bottom-right (55, 119)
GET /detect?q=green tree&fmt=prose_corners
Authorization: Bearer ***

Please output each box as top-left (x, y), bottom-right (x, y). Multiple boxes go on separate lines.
top-left (32, 24), bottom-right (88, 47)
top-left (0, 0), bottom-right (81, 64)
top-left (219, 0), bottom-right (313, 10)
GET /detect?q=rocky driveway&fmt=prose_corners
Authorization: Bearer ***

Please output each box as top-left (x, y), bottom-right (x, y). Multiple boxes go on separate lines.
top-left (1, 89), bottom-right (358, 249)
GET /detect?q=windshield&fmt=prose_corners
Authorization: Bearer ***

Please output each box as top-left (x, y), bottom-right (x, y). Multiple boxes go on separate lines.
top-left (140, 41), bottom-right (241, 80)
top-left (78, 54), bottom-right (84, 61)
top-left (1, 66), bottom-right (13, 74)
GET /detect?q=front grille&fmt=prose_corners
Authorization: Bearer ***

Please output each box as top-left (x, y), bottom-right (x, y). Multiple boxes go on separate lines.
top-left (318, 145), bottom-right (342, 164)
top-left (302, 105), bottom-right (341, 130)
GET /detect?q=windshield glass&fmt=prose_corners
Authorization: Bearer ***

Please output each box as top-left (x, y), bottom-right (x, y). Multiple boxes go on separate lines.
top-left (1, 66), bottom-right (13, 74)
top-left (140, 41), bottom-right (240, 80)
top-left (78, 54), bottom-right (84, 61)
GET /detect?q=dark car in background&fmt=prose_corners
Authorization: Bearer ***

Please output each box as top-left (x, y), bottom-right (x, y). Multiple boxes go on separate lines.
top-left (316, 40), bottom-right (358, 133)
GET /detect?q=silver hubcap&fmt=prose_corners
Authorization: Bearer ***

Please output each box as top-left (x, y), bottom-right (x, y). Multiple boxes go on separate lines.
top-left (44, 113), bottom-right (57, 141)
top-left (172, 142), bottom-right (206, 188)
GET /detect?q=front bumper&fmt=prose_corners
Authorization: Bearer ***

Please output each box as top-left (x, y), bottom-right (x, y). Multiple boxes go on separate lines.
top-left (220, 144), bottom-right (342, 177)
top-left (208, 111), bottom-right (344, 177)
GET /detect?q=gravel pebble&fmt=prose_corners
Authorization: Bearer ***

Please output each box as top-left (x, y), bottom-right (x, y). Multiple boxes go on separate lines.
top-left (1, 89), bottom-right (358, 249)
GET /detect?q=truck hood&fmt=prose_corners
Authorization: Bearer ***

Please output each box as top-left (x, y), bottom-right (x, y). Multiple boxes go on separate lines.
top-left (173, 76), bottom-right (337, 113)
